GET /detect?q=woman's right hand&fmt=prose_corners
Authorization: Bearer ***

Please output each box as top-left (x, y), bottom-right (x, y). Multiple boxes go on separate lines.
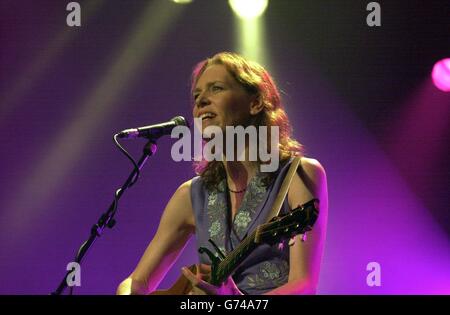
top-left (182, 264), bottom-right (243, 295)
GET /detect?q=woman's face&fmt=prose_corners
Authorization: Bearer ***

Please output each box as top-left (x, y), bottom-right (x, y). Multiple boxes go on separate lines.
top-left (192, 64), bottom-right (256, 133)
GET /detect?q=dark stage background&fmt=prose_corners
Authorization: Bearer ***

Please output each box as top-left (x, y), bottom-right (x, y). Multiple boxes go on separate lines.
top-left (0, 0), bottom-right (448, 294)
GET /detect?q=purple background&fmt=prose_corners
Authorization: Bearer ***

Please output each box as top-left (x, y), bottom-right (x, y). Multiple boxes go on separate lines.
top-left (0, 0), bottom-right (449, 294)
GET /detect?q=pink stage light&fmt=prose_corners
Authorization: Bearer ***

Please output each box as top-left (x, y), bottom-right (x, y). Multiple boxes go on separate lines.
top-left (432, 58), bottom-right (450, 92)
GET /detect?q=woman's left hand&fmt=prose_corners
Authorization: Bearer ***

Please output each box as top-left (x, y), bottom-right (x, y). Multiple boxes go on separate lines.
top-left (181, 264), bottom-right (243, 295)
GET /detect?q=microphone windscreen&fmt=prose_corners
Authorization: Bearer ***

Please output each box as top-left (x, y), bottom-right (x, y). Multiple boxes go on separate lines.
top-left (172, 116), bottom-right (189, 128)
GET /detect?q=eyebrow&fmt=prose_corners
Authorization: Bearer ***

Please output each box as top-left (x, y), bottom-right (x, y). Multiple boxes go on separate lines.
top-left (193, 81), bottom-right (225, 94)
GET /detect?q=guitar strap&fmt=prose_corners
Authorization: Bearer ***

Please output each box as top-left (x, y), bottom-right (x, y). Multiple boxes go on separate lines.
top-left (264, 156), bottom-right (302, 222)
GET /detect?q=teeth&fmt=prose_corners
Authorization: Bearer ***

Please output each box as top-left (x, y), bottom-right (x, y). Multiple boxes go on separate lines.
top-left (200, 113), bottom-right (215, 120)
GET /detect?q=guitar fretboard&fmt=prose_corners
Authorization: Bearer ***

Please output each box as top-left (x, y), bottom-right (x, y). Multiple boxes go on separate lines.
top-left (212, 228), bottom-right (259, 285)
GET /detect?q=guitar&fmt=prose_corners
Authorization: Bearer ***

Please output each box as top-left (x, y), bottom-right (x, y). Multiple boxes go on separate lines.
top-left (150, 198), bottom-right (319, 295)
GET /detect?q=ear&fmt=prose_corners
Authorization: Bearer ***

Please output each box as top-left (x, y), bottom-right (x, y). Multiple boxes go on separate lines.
top-left (249, 95), bottom-right (264, 116)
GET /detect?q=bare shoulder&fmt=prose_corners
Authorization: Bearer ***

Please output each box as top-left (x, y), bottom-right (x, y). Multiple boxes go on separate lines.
top-left (162, 180), bottom-right (195, 228)
top-left (175, 179), bottom-right (193, 196)
top-left (288, 157), bottom-right (328, 209)
top-left (299, 157), bottom-right (327, 182)
top-left (166, 178), bottom-right (195, 207)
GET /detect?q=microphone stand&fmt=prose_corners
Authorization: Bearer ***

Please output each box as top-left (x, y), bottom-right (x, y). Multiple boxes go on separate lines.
top-left (52, 138), bottom-right (157, 295)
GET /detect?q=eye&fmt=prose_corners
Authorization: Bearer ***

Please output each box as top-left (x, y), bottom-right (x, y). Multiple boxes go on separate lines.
top-left (212, 85), bottom-right (223, 92)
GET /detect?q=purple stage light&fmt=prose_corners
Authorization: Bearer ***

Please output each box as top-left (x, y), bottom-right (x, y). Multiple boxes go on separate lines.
top-left (432, 58), bottom-right (450, 92)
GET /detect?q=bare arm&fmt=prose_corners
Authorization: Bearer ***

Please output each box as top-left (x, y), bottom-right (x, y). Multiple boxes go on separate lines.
top-left (264, 157), bottom-right (329, 295)
top-left (116, 180), bottom-right (195, 295)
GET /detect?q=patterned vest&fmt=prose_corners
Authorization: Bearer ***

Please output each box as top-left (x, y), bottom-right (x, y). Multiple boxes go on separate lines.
top-left (190, 158), bottom-right (294, 294)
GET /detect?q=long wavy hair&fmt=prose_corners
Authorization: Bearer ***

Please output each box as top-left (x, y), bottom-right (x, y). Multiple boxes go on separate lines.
top-left (190, 52), bottom-right (303, 189)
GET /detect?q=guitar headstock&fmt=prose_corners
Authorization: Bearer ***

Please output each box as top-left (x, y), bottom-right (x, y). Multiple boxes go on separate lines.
top-left (254, 198), bottom-right (319, 245)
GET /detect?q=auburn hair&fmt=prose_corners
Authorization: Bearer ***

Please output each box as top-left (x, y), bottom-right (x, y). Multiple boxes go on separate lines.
top-left (190, 52), bottom-right (303, 189)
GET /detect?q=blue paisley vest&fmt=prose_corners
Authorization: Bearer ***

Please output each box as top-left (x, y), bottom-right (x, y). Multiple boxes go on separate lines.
top-left (190, 158), bottom-right (294, 294)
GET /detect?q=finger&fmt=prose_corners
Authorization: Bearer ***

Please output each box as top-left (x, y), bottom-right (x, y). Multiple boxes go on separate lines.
top-left (182, 267), bottom-right (199, 286)
top-left (182, 267), bottom-right (216, 293)
top-left (196, 264), bottom-right (211, 281)
top-left (198, 264), bottom-right (211, 273)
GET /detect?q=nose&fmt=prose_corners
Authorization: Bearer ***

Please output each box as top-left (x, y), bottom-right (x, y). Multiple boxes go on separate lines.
top-left (195, 93), bottom-right (211, 109)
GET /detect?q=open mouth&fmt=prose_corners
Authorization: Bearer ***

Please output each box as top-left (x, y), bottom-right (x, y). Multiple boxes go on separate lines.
top-left (200, 113), bottom-right (216, 121)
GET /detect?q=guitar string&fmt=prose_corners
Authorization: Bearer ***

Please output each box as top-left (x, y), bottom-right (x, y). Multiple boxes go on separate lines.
top-left (216, 220), bottom-right (307, 278)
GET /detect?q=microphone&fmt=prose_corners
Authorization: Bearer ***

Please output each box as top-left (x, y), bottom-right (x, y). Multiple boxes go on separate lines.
top-left (117, 116), bottom-right (188, 139)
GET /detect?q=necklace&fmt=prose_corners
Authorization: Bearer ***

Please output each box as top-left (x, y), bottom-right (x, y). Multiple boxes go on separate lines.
top-left (228, 186), bottom-right (247, 193)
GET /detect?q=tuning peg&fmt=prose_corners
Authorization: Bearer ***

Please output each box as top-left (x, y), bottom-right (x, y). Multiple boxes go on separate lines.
top-left (301, 233), bottom-right (307, 242)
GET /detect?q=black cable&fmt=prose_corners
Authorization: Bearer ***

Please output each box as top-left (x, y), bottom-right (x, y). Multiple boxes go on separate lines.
top-left (113, 134), bottom-right (140, 187)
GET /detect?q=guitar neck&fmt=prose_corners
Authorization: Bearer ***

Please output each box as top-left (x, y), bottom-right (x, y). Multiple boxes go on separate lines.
top-left (208, 199), bottom-right (319, 286)
top-left (210, 230), bottom-right (259, 286)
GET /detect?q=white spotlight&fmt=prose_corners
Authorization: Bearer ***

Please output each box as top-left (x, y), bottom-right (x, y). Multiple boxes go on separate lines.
top-left (172, 0), bottom-right (193, 4)
top-left (229, 0), bottom-right (269, 20)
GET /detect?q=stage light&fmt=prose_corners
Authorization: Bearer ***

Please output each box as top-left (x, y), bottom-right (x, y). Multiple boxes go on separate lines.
top-left (432, 58), bottom-right (450, 92)
top-left (2, 0), bottom-right (185, 236)
top-left (229, 0), bottom-right (269, 20)
top-left (172, 0), bottom-right (193, 4)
